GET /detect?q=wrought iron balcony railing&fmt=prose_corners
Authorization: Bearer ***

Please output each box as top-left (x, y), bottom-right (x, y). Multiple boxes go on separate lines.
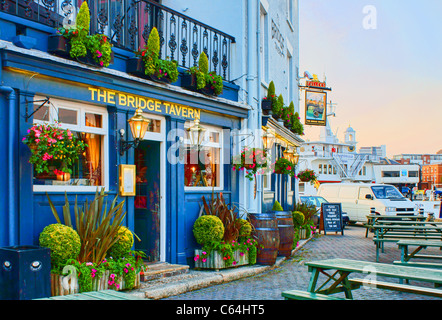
top-left (0, 0), bottom-right (235, 80)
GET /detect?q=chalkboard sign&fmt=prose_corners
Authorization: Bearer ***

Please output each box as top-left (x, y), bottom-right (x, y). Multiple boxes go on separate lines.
top-left (320, 203), bottom-right (344, 235)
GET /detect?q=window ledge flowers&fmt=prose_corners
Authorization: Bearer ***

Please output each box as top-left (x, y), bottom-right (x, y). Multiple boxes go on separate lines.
top-left (22, 122), bottom-right (87, 175)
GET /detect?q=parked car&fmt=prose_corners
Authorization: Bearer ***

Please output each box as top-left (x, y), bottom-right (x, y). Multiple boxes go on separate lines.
top-left (317, 183), bottom-right (417, 224)
top-left (299, 195), bottom-right (349, 228)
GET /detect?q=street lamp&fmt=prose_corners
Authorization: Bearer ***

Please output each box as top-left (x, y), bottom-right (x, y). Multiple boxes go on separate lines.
top-left (187, 116), bottom-right (206, 150)
top-left (119, 108), bottom-right (150, 156)
top-left (262, 130), bottom-right (275, 151)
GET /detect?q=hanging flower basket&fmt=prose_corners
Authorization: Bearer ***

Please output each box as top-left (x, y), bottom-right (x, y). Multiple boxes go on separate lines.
top-left (274, 158), bottom-right (296, 177)
top-left (22, 122), bottom-right (87, 176)
top-left (297, 169), bottom-right (318, 184)
top-left (232, 147), bottom-right (268, 181)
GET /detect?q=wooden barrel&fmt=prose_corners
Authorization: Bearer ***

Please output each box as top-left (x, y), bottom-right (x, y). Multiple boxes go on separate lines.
top-left (272, 211), bottom-right (294, 257)
top-left (249, 213), bottom-right (280, 265)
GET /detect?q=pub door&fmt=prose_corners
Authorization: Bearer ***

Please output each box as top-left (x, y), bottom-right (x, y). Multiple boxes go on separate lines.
top-left (134, 140), bottom-right (161, 262)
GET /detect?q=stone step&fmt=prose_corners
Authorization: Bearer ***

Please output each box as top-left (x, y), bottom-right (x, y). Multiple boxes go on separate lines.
top-left (141, 262), bottom-right (189, 282)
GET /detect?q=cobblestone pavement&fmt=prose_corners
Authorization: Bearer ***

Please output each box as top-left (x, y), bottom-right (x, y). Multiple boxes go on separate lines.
top-left (165, 225), bottom-right (442, 300)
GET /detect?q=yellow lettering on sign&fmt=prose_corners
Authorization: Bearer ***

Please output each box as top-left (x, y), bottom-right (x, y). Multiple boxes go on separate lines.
top-left (89, 87), bottom-right (97, 100)
top-left (97, 89), bottom-right (106, 102)
top-left (87, 87), bottom-right (200, 119)
top-left (147, 99), bottom-right (155, 111)
top-left (119, 93), bottom-right (127, 106)
top-left (108, 91), bottom-right (115, 104)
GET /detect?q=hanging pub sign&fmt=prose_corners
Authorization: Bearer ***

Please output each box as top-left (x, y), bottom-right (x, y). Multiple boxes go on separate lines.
top-left (305, 90), bottom-right (327, 126)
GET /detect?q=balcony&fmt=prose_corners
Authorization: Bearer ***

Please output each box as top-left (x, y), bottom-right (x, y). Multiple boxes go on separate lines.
top-left (0, 0), bottom-right (235, 81)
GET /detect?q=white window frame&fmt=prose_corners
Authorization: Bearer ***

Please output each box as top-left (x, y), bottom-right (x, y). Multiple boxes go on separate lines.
top-left (32, 96), bottom-right (109, 193)
top-left (184, 122), bottom-right (224, 191)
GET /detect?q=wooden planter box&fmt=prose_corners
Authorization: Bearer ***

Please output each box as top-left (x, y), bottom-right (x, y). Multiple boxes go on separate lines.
top-left (299, 228), bottom-right (311, 240)
top-left (194, 249), bottom-right (249, 270)
top-left (50, 270), bottom-right (141, 297)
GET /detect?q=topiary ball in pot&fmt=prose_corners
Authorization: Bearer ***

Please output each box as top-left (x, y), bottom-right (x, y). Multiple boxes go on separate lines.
top-left (193, 215), bottom-right (224, 245)
top-left (238, 218), bottom-right (252, 238)
top-left (39, 223), bottom-right (81, 268)
top-left (108, 226), bottom-right (134, 258)
top-left (292, 211), bottom-right (305, 228)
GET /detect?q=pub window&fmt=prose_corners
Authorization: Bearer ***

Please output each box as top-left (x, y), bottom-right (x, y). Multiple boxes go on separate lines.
top-left (32, 97), bottom-right (108, 192)
top-left (318, 164), bottom-right (323, 174)
top-left (184, 123), bottom-right (223, 190)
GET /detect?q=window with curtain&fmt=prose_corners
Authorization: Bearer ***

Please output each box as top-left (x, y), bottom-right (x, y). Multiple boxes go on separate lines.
top-left (32, 97), bottom-right (108, 191)
top-left (183, 122), bottom-right (223, 189)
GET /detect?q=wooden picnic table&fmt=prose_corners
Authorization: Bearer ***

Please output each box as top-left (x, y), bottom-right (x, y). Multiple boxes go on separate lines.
top-left (364, 215), bottom-right (425, 237)
top-left (282, 258), bottom-right (442, 300)
top-left (372, 224), bottom-right (442, 262)
top-left (394, 239), bottom-right (442, 268)
top-left (35, 289), bottom-right (144, 300)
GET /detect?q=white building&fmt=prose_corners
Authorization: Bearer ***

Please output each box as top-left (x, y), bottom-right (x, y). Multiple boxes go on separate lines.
top-left (297, 89), bottom-right (419, 196)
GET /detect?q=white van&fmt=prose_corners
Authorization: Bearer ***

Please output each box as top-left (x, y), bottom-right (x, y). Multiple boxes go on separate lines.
top-left (317, 183), bottom-right (417, 223)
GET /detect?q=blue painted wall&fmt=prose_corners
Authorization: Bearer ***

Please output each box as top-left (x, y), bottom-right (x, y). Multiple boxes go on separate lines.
top-left (0, 12), bottom-right (244, 267)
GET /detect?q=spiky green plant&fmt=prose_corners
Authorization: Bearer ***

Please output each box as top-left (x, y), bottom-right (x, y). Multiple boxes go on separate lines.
top-left (46, 188), bottom-right (127, 265)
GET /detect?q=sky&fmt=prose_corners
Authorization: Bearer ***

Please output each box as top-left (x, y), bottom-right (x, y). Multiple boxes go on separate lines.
top-left (299, 0), bottom-right (442, 158)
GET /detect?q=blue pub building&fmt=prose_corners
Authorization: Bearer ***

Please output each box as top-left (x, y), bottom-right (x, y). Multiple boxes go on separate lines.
top-left (0, 0), bottom-right (302, 266)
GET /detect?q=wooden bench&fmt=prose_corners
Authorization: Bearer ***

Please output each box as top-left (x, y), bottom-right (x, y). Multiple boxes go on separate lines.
top-left (393, 261), bottom-right (442, 269)
top-left (35, 289), bottom-right (144, 300)
top-left (348, 279), bottom-right (442, 298)
top-left (372, 225), bottom-right (442, 262)
top-left (282, 289), bottom-right (347, 300)
top-left (303, 258), bottom-right (442, 299)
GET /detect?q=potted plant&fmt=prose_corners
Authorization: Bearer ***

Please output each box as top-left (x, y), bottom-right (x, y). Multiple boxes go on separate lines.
top-left (193, 193), bottom-right (258, 270)
top-left (232, 147), bottom-right (268, 181)
top-left (297, 169), bottom-right (317, 184)
top-left (42, 188), bottom-right (146, 296)
top-left (48, 2), bottom-right (113, 67)
top-left (272, 94), bottom-right (284, 121)
top-left (22, 122), bottom-right (87, 180)
top-left (127, 27), bottom-right (179, 84)
top-left (262, 81), bottom-right (276, 115)
top-left (274, 158), bottom-right (295, 177)
top-left (290, 112), bottom-right (304, 135)
top-left (182, 52), bottom-right (223, 96)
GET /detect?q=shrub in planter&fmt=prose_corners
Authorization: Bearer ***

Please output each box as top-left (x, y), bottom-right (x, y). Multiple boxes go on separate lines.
top-left (39, 224), bottom-right (81, 271)
top-left (108, 226), bottom-right (134, 259)
top-left (292, 211), bottom-right (305, 228)
top-left (272, 200), bottom-right (284, 211)
top-left (238, 218), bottom-right (252, 238)
top-left (50, 2), bottom-right (112, 67)
top-left (194, 194), bottom-right (259, 269)
top-left (183, 52), bottom-right (223, 95)
top-left (290, 112), bottom-right (304, 135)
top-left (272, 94), bottom-right (284, 120)
top-left (193, 215), bottom-right (225, 245)
top-left (131, 27), bottom-right (179, 83)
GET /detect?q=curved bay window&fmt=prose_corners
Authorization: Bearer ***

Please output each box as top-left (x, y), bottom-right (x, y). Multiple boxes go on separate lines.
top-left (32, 97), bottom-right (108, 192)
top-left (184, 123), bottom-right (224, 190)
